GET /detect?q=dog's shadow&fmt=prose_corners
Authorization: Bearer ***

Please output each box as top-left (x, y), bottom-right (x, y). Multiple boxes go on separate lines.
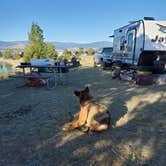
top-left (108, 100), bottom-right (128, 128)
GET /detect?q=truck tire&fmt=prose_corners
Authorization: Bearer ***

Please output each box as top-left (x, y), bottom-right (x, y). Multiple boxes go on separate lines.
top-left (111, 63), bottom-right (121, 78)
top-left (101, 61), bottom-right (107, 70)
top-left (94, 62), bottom-right (97, 68)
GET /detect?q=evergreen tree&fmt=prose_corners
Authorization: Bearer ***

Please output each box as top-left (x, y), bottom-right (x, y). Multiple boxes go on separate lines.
top-left (46, 43), bottom-right (58, 59)
top-left (28, 22), bottom-right (44, 44)
top-left (24, 22), bottom-right (57, 62)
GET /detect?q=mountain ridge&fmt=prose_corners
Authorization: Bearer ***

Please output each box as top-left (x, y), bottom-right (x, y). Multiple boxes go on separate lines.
top-left (0, 41), bottom-right (112, 50)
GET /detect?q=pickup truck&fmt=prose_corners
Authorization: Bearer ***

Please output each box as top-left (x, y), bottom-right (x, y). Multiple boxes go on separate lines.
top-left (93, 47), bottom-right (113, 69)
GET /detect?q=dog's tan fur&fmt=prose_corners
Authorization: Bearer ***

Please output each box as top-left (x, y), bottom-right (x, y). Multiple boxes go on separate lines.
top-left (63, 87), bottom-right (110, 132)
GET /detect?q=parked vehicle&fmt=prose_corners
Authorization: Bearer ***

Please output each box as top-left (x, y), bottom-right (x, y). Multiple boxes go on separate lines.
top-left (93, 48), bottom-right (103, 66)
top-left (93, 47), bottom-right (113, 69)
top-left (110, 17), bottom-right (166, 74)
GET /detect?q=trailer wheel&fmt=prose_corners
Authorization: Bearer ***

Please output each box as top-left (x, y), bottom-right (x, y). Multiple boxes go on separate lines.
top-left (111, 63), bottom-right (121, 78)
top-left (153, 60), bottom-right (166, 74)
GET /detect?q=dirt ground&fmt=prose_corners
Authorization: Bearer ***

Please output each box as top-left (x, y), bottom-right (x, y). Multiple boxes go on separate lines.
top-left (0, 56), bottom-right (166, 166)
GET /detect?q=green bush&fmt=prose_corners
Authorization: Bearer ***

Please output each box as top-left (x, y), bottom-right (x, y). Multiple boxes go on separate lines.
top-left (0, 51), bottom-right (3, 57)
top-left (4, 49), bottom-right (12, 59)
top-left (85, 48), bottom-right (96, 56)
top-left (12, 51), bottom-right (22, 60)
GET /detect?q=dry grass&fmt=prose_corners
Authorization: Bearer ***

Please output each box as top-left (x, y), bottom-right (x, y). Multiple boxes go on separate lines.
top-left (0, 57), bottom-right (22, 67)
top-left (80, 55), bottom-right (94, 67)
top-left (0, 56), bottom-right (166, 166)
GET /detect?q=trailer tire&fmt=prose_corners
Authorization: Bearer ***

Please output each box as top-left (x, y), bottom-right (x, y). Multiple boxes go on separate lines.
top-left (153, 60), bottom-right (166, 74)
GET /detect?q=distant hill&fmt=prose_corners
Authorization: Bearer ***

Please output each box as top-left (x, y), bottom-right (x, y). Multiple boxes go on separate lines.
top-left (0, 41), bottom-right (27, 50)
top-left (53, 41), bottom-right (113, 49)
top-left (0, 41), bottom-right (112, 50)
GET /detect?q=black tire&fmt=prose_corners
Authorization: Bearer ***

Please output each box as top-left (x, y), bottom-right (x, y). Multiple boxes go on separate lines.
top-left (94, 62), bottom-right (97, 68)
top-left (111, 63), bottom-right (121, 79)
top-left (101, 61), bottom-right (106, 70)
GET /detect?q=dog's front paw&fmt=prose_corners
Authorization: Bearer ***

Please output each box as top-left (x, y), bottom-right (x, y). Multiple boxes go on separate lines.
top-left (62, 123), bottom-right (73, 131)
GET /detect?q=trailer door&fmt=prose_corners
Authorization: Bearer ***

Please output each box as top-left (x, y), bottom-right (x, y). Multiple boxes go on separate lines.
top-left (126, 29), bottom-right (136, 64)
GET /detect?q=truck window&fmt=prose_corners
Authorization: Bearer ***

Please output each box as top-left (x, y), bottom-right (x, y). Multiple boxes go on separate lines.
top-left (102, 47), bottom-right (113, 53)
top-left (127, 33), bottom-right (133, 52)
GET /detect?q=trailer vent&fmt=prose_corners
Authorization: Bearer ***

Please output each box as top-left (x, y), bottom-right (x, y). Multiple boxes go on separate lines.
top-left (144, 17), bottom-right (155, 20)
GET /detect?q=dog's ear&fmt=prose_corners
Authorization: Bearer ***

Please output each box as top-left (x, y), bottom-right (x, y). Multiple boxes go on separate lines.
top-left (74, 90), bottom-right (80, 97)
top-left (84, 86), bottom-right (89, 92)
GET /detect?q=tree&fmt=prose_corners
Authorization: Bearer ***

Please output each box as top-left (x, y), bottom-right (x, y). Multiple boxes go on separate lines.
top-left (85, 48), bottom-right (95, 56)
top-left (13, 51), bottom-right (21, 60)
top-left (57, 55), bottom-right (65, 61)
top-left (63, 49), bottom-right (72, 61)
top-left (24, 22), bottom-right (57, 62)
top-left (46, 42), bottom-right (58, 59)
top-left (24, 42), bottom-right (43, 61)
top-left (28, 22), bottom-right (44, 44)
top-left (74, 50), bottom-right (81, 60)
top-left (4, 49), bottom-right (12, 59)
top-left (24, 23), bottom-right (46, 62)
top-left (79, 48), bottom-right (84, 55)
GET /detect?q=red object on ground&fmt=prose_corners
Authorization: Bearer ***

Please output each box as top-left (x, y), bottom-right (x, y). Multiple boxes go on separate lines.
top-left (25, 72), bottom-right (45, 87)
top-left (26, 78), bottom-right (45, 87)
top-left (136, 74), bottom-right (154, 85)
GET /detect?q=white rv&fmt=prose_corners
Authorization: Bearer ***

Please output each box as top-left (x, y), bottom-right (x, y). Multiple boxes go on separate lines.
top-left (111, 17), bottom-right (166, 72)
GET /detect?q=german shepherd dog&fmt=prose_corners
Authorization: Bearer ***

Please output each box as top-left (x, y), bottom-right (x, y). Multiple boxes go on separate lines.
top-left (63, 87), bottom-right (110, 132)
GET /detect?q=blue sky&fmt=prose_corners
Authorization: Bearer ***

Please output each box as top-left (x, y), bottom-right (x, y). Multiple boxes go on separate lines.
top-left (0, 0), bottom-right (166, 43)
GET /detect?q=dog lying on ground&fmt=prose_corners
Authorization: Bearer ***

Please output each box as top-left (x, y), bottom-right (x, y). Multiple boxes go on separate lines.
top-left (63, 87), bottom-right (110, 132)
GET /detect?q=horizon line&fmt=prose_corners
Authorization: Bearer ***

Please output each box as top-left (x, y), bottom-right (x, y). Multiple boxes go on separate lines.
top-left (0, 40), bottom-right (112, 44)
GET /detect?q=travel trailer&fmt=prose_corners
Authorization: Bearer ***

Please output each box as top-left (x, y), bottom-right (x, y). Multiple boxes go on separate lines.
top-left (111, 17), bottom-right (166, 72)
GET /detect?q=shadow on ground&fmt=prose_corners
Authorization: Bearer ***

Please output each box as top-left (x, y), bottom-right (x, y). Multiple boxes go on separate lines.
top-left (0, 67), bottom-right (165, 166)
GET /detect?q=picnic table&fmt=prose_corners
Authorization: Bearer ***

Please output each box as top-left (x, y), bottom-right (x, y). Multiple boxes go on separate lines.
top-left (10, 64), bottom-right (69, 89)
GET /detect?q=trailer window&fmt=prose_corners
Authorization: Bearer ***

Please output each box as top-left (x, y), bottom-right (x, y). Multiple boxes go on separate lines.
top-left (120, 36), bottom-right (125, 51)
top-left (127, 33), bottom-right (133, 52)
